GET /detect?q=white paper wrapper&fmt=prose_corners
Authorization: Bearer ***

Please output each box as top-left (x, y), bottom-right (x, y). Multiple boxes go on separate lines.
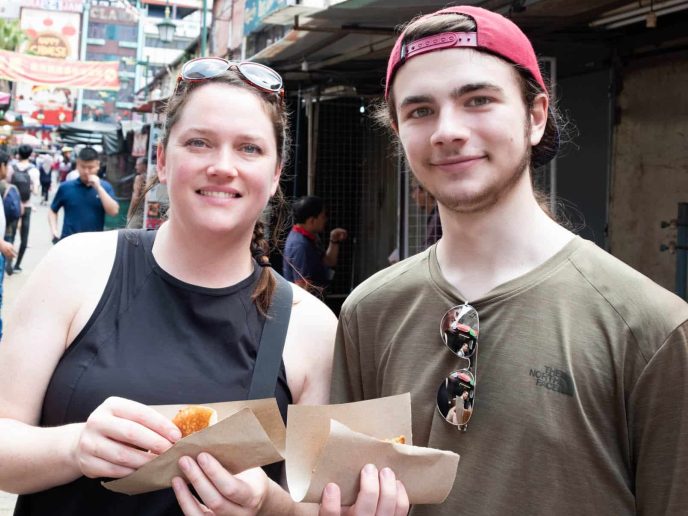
top-left (103, 398), bottom-right (284, 495)
top-left (286, 393), bottom-right (460, 505)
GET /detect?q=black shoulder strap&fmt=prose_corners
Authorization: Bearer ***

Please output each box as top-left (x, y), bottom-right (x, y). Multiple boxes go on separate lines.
top-left (248, 272), bottom-right (293, 399)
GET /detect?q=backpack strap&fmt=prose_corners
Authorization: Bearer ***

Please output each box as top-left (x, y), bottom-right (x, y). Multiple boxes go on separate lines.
top-left (248, 272), bottom-right (294, 399)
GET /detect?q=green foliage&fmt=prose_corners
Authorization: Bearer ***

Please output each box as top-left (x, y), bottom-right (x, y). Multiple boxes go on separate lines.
top-left (0, 19), bottom-right (27, 52)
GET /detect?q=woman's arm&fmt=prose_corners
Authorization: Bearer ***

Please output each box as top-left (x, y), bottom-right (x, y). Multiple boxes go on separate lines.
top-left (0, 232), bottom-right (180, 494)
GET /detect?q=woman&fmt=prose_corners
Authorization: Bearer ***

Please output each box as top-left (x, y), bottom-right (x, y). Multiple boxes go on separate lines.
top-left (0, 59), bottom-right (407, 515)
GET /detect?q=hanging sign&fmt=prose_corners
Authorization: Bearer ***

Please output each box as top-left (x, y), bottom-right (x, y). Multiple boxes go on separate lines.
top-left (0, 50), bottom-right (120, 90)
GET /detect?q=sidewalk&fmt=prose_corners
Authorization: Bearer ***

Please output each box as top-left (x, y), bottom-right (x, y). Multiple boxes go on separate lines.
top-left (1, 194), bottom-right (61, 515)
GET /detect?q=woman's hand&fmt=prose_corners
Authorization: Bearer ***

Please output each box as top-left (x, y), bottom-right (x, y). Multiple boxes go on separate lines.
top-left (320, 465), bottom-right (409, 516)
top-left (75, 396), bottom-right (182, 479)
top-left (172, 454), bottom-right (269, 515)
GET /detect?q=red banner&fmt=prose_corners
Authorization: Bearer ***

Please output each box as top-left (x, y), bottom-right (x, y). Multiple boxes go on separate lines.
top-left (0, 50), bottom-right (120, 91)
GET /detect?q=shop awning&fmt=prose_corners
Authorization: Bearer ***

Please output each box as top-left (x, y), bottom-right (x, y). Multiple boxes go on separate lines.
top-left (57, 121), bottom-right (121, 154)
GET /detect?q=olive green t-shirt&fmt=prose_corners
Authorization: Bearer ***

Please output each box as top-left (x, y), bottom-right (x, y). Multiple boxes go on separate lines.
top-left (332, 237), bottom-right (688, 515)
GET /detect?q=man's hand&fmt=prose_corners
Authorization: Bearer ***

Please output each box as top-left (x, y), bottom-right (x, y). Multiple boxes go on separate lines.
top-left (0, 240), bottom-right (17, 259)
top-left (330, 228), bottom-right (348, 244)
top-left (86, 174), bottom-right (101, 189)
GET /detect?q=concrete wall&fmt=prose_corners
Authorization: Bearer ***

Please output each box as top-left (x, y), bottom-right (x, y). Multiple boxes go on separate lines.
top-left (608, 55), bottom-right (688, 291)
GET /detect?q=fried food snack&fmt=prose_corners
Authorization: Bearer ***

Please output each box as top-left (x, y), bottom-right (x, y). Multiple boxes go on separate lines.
top-left (384, 435), bottom-right (406, 445)
top-left (172, 405), bottom-right (218, 438)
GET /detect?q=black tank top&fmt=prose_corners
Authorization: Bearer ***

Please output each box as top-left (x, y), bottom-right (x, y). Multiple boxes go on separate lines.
top-left (15, 229), bottom-right (292, 516)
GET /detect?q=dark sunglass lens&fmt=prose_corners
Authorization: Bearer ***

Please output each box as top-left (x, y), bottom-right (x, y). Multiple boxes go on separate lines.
top-left (440, 304), bottom-right (479, 358)
top-left (241, 63), bottom-right (282, 91)
top-left (437, 369), bottom-right (475, 428)
top-left (183, 58), bottom-right (228, 80)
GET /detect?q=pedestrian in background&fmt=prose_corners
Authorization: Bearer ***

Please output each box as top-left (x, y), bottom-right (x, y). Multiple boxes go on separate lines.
top-left (48, 146), bottom-right (119, 242)
top-left (38, 153), bottom-right (53, 205)
top-left (56, 146), bottom-right (73, 182)
top-left (388, 180), bottom-right (442, 264)
top-left (283, 195), bottom-right (348, 294)
top-left (6, 144), bottom-right (40, 274)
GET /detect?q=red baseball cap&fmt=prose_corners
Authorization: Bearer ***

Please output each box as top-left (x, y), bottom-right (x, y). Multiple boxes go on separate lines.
top-left (385, 6), bottom-right (546, 100)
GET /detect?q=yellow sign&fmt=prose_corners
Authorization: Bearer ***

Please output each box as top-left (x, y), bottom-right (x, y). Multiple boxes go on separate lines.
top-left (27, 32), bottom-right (71, 59)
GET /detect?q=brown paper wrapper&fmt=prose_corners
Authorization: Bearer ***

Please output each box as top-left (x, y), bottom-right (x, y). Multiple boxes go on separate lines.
top-left (103, 398), bottom-right (285, 495)
top-left (286, 393), bottom-right (460, 505)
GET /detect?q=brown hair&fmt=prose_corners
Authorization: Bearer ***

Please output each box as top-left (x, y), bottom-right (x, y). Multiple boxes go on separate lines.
top-left (142, 68), bottom-right (291, 316)
top-left (374, 12), bottom-right (563, 171)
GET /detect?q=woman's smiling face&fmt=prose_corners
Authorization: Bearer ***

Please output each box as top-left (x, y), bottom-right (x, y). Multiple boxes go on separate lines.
top-left (157, 82), bottom-right (281, 237)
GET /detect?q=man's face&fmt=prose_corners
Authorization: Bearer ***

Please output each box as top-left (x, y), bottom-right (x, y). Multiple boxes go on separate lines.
top-left (135, 160), bottom-right (146, 175)
top-left (312, 210), bottom-right (328, 233)
top-left (393, 48), bottom-right (547, 214)
top-left (77, 159), bottom-right (100, 183)
top-left (0, 162), bottom-right (6, 181)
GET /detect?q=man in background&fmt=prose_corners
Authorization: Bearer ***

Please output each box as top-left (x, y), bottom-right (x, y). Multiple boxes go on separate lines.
top-left (49, 146), bottom-right (119, 242)
top-left (389, 180), bottom-right (443, 264)
top-left (283, 195), bottom-right (347, 294)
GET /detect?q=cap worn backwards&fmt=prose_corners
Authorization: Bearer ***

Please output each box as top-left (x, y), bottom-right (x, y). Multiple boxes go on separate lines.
top-left (385, 5), bottom-right (546, 100)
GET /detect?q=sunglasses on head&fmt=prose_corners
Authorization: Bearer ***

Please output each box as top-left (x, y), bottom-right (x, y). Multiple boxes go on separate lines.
top-left (174, 57), bottom-right (284, 98)
top-left (437, 303), bottom-right (479, 431)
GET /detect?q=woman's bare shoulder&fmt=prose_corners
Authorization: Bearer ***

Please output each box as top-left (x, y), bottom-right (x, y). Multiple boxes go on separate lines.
top-left (289, 281), bottom-right (337, 331)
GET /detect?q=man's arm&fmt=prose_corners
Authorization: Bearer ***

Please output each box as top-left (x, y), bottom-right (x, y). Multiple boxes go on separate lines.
top-left (48, 209), bottom-right (60, 241)
top-left (330, 309), bottom-right (366, 404)
top-left (48, 185), bottom-right (63, 241)
top-left (632, 320), bottom-right (688, 514)
top-left (88, 177), bottom-right (119, 216)
top-left (323, 228), bottom-right (347, 268)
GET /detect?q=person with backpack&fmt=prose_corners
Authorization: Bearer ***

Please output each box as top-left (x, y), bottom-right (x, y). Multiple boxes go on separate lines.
top-left (6, 144), bottom-right (39, 274)
top-left (0, 150), bottom-right (19, 338)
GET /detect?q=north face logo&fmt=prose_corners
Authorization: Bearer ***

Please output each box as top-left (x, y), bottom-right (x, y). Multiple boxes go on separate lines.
top-left (529, 366), bottom-right (575, 396)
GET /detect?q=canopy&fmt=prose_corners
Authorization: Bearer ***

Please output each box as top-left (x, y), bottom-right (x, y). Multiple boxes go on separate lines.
top-left (57, 120), bottom-right (121, 154)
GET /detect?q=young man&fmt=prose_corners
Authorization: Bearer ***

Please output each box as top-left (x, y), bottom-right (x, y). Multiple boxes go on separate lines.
top-left (331, 6), bottom-right (688, 515)
top-left (49, 146), bottom-right (119, 242)
top-left (283, 195), bottom-right (347, 293)
top-left (5, 144), bottom-right (39, 273)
